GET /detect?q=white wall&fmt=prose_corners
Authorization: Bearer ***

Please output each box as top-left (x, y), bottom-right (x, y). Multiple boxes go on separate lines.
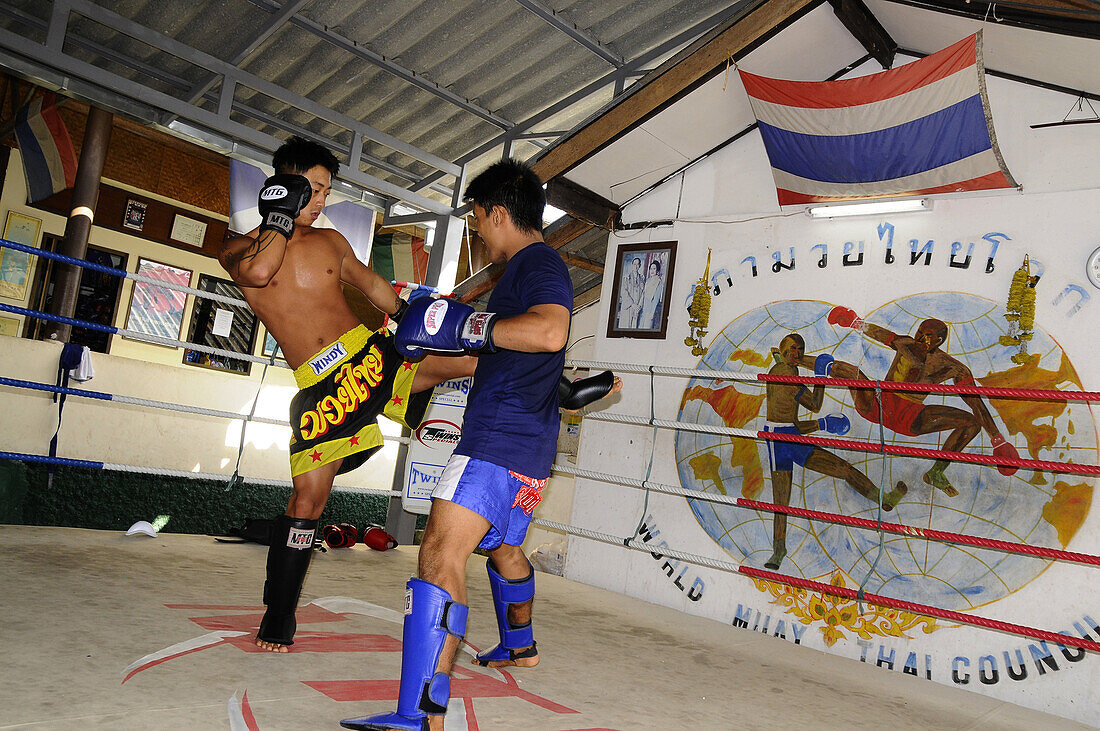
top-left (0, 151), bottom-right (401, 493)
top-left (522, 302), bottom-right (611, 568)
top-left (566, 62), bottom-right (1100, 723)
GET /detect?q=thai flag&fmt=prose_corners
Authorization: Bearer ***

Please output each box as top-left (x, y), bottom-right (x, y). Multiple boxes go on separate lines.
top-left (14, 92), bottom-right (77, 204)
top-left (739, 33), bottom-right (1017, 206)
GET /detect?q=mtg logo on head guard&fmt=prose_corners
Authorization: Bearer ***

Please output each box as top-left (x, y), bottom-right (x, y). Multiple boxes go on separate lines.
top-left (416, 419), bottom-right (461, 449)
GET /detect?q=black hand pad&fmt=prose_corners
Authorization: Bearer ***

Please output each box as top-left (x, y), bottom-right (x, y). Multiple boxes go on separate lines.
top-left (559, 370), bottom-right (615, 410)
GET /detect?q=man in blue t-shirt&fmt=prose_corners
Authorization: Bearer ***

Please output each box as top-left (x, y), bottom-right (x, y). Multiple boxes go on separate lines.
top-left (342, 160), bottom-right (576, 731)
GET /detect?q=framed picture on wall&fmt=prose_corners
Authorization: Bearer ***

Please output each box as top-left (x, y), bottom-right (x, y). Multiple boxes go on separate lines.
top-left (0, 211), bottom-right (42, 301)
top-left (606, 241), bottom-right (677, 339)
top-left (261, 329), bottom-right (283, 361)
top-left (123, 258), bottom-right (191, 344)
top-left (123, 199), bottom-right (147, 231)
top-left (0, 314), bottom-right (20, 336)
top-left (182, 274), bottom-right (257, 375)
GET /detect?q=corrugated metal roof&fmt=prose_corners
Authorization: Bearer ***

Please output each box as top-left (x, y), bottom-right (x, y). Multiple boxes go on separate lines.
top-left (0, 0), bottom-right (741, 210)
top-left (4, 0), bottom-right (1092, 303)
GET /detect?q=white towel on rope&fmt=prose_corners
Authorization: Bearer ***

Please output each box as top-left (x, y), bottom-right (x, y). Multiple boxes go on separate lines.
top-left (69, 345), bottom-right (93, 382)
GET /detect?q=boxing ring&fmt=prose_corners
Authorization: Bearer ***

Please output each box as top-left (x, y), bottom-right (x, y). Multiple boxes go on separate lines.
top-left (1, 238), bottom-right (1097, 729)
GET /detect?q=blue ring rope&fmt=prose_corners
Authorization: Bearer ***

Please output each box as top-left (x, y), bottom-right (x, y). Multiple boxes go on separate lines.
top-left (0, 238), bottom-right (127, 277)
top-left (0, 375), bottom-right (113, 401)
top-left (0, 238), bottom-right (249, 307)
top-left (0, 451), bottom-right (104, 469)
top-left (0, 302), bottom-right (118, 333)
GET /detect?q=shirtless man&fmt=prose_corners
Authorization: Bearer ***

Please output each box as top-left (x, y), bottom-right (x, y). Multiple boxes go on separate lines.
top-left (221, 138), bottom-right (618, 653)
top-left (763, 333), bottom-right (907, 569)
top-left (220, 137), bottom-right (477, 652)
top-left (821, 308), bottom-right (1018, 497)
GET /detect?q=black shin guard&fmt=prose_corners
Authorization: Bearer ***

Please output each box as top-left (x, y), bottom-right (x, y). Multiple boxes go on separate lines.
top-left (257, 514), bottom-right (317, 645)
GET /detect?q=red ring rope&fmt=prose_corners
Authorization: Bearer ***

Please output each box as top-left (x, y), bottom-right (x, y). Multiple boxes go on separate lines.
top-left (758, 373), bottom-right (1100, 402)
top-left (737, 498), bottom-right (1100, 566)
top-left (760, 429), bottom-right (1100, 476)
top-left (737, 566), bottom-right (1100, 653)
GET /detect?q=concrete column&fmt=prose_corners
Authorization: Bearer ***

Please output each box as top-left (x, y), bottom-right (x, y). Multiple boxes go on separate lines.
top-left (423, 214), bottom-right (465, 292)
top-left (43, 105), bottom-right (113, 342)
top-left (384, 439), bottom-right (417, 546)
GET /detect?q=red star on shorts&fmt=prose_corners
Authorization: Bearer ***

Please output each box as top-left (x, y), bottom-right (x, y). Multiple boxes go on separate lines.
top-left (348, 436), bottom-right (360, 446)
top-left (391, 395), bottom-right (403, 407)
top-left (402, 362), bottom-right (415, 371)
top-left (309, 449), bottom-right (323, 462)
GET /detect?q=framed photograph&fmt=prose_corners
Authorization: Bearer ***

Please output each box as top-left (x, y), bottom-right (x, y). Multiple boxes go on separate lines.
top-left (123, 199), bottom-right (147, 231)
top-left (0, 314), bottom-right (20, 336)
top-left (606, 241), bottom-right (677, 339)
top-left (0, 211), bottom-right (42, 301)
top-left (183, 274), bottom-right (257, 375)
top-left (170, 213), bottom-right (207, 248)
top-left (124, 258), bottom-right (191, 344)
top-left (261, 329), bottom-right (283, 360)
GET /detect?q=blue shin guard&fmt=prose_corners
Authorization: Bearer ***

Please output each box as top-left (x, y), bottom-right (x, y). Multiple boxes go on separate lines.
top-left (340, 579), bottom-right (468, 731)
top-left (474, 559), bottom-right (538, 668)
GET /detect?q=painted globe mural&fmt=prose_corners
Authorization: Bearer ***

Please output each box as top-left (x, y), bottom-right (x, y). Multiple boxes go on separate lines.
top-left (675, 293), bottom-right (1095, 611)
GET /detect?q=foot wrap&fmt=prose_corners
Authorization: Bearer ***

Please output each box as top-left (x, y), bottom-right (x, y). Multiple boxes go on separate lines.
top-left (257, 515), bottom-right (316, 646)
top-left (341, 579), bottom-right (468, 730)
top-left (474, 559), bottom-right (538, 668)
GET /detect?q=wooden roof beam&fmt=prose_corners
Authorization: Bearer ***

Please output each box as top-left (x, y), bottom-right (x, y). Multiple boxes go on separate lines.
top-left (453, 217), bottom-right (594, 303)
top-left (546, 175), bottom-right (619, 229)
top-left (828, 0), bottom-right (896, 69)
top-left (530, 0), bottom-right (820, 182)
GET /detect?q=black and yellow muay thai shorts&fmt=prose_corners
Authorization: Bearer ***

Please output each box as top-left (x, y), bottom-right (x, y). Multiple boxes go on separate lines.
top-left (288, 325), bottom-right (431, 477)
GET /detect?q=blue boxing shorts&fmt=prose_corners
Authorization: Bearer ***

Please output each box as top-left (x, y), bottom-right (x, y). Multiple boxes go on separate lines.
top-left (432, 455), bottom-right (546, 550)
top-left (763, 423), bottom-right (815, 472)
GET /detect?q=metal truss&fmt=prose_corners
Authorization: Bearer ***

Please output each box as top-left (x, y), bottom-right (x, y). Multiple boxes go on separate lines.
top-left (0, 0), bottom-right (744, 216)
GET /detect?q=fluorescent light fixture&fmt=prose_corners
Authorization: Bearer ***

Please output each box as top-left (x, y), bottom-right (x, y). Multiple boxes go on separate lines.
top-left (543, 203), bottom-right (566, 226)
top-left (807, 198), bottom-right (931, 219)
top-left (391, 202), bottom-right (421, 217)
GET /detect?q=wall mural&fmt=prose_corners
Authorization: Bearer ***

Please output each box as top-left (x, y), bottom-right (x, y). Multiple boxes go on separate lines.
top-left (674, 292), bottom-right (1095, 648)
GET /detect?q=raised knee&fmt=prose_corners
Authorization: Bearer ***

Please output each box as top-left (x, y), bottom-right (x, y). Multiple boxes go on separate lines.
top-left (286, 491), bottom-right (327, 520)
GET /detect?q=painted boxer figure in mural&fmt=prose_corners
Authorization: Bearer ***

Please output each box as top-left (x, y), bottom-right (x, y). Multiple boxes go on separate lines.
top-left (763, 333), bottom-right (907, 569)
top-left (819, 308), bottom-right (1019, 496)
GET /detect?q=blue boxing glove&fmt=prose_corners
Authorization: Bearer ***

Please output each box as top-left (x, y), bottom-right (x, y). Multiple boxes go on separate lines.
top-left (388, 284), bottom-right (439, 326)
top-left (395, 297), bottom-right (497, 358)
top-left (818, 413), bottom-right (851, 435)
top-left (814, 353), bottom-right (835, 377)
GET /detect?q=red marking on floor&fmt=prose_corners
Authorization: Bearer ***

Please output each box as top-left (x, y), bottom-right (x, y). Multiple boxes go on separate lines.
top-left (185, 604), bottom-right (350, 632)
top-left (241, 690), bottom-right (260, 731)
top-left (305, 665), bottom-right (577, 715)
top-left (227, 632), bottom-right (401, 653)
top-left (122, 640), bottom-right (233, 684)
top-left (164, 604), bottom-right (262, 610)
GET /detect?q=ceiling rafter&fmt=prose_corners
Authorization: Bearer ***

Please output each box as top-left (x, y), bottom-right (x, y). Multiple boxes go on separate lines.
top-left (244, 0), bottom-right (513, 129)
top-left (512, 0), bottom-right (624, 66)
top-left (409, 0), bottom-right (756, 194)
top-left (0, 2), bottom-right (456, 200)
top-left (881, 0), bottom-right (1100, 38)
top-left (179, 0), bottom-right (313, 108)
top-left (531, 0), bottom-right (821, 184)
top-left (829, 0), bottom-right (896, 68)
top-left (0, 25), bottom-right (452, 214)
top-left (56, 0), bottom-right (458, 176)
